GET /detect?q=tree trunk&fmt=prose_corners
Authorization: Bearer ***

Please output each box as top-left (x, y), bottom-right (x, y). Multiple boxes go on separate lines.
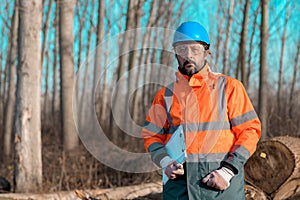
top-left (288, 38), bottom-right (300, 118)
top-left (247, 3), bottom-right (260, 89)
top-left (3, 0), bottom-right (18, 158)
top-left (43, 51), bottom-right (50, 123)
top-left (213, 1), bottom-right (225, 70)
top-left (94, 0), bottom-right (105, 111)
top-left (277, 1), bottom-right (290, 115)
top-left (127, 0), bottom-right (143, 131)
top-left (59, 0), bottom-right (78, 151)
top-left (52, 6), bottom-right (59, 126)
top-left (258, 0), bottom-right (269, 140)
top-left (239, 0), bottom-right (250, 88)
top-left (222, 0), bottom-right (235, 75)
top-left (14, 0), bottom-right (43, 192)
top-left (100, 3), bottom-right (112, 128)
top-left (41, 0), bottom-right (53, 69)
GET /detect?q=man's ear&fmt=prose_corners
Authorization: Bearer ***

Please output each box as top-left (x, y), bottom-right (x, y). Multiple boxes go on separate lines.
top-left (206, 49), bottom-right (211, 55)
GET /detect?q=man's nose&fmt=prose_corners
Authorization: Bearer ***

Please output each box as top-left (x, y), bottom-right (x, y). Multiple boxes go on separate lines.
top-left (186, 48), bottom-right (193, 59)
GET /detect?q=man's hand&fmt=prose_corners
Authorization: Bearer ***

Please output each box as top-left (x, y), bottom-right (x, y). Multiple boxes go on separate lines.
top-left (160, 156), bottom-right (184, 179)
top-left (165, 161), bottom-right (184, 179)
top-left (202, 167), bottom-right (234, 190)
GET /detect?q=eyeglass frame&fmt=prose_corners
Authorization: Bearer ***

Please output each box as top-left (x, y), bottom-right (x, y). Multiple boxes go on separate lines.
top-left (174, 43), bottom-right (206, 57)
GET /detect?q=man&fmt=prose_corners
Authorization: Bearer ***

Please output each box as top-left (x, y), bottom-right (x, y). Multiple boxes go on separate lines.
top-left (142, 21), bottom-right (261, 199)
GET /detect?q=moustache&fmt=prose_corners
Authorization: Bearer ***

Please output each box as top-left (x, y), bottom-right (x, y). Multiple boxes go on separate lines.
top-left (183, 60), bottom-right (197, 67)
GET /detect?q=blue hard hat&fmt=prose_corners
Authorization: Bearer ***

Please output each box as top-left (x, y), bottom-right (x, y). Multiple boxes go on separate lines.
top-left (173, 21), bottom-right (210, 46)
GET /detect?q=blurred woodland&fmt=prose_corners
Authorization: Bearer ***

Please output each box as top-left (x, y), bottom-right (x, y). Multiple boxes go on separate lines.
top-left (0, 0), bottom-right (299, 196)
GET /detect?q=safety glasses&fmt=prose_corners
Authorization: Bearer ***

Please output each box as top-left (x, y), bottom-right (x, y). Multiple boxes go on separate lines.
top-left (174, 44), bottom-right (205, 57)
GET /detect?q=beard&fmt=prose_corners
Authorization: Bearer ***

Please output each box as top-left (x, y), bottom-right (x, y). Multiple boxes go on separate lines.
top-left (178, 60), bottom-right (200, 76)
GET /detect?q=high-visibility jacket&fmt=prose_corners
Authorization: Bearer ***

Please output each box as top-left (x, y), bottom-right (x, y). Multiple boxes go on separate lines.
top-left (142, 64), bottom-right (261, 200)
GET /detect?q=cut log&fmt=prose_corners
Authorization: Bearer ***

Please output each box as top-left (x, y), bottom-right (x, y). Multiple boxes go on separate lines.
top-left (244, 184), bottom-right (268, 200)
top-left (0, 182), bottom-right (162, 200)
top-left (245, 136), bottom-right (300, 195)
top-left (272, 179), bottom-right (300, 200)
top-left (270, 136), bottom-right (300, 200)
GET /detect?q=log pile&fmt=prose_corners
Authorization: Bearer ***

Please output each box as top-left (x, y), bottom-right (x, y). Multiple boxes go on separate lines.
top-left (244, 136), bottom-right (300, 200)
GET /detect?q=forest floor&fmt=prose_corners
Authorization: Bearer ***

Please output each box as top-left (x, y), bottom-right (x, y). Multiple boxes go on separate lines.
top-left (0, 125), bottom-right (161, 199)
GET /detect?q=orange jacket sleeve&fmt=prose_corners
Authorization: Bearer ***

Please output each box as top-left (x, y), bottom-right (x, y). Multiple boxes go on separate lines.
top-left (222, 78), bottom-right (261, 173)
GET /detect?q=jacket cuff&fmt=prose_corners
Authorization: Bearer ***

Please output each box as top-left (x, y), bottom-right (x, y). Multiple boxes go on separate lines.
top-left (160, 156), bottom-right (174, 168)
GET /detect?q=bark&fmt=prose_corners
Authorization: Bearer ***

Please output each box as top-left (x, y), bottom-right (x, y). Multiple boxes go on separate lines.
top-left (3, 0), bottom-right (18, 158)
top-left (59, 0), bottom-right (78, 151)
top-left (277, 1), bottom-right (290, 114)
top-left (239, 0), bottom-right (250, 88)
top-left (14, 0), bottom-right (43, 192)
top-left (222, 0), bottom-right (235, 75)
top-left (258, 0), bottom-right (269, 140)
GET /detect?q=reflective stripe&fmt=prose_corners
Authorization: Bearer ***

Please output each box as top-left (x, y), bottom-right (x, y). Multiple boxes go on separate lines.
top-left (148, 142), bottom-right (165, 152)
top-left (143, 121), bottom-right (164, 134)
top-left (183, 121), bottom-right (230, 132)
top-left (187, 152), bottom-right (227, 162)
top-left (230, 110), bottom-right (258, 127)
top-left (218, 76), bottom-right (227, 120)
top-left (232, 145), bottom-right (250, 160)
top-left (166, 121), bottom-right (231, 134)
top-left (148, 142), bottom-right (168, 166)
top-left (164, 83), bottom-right (174, 124)
top-left (151, 147), bottom-right (168, 165)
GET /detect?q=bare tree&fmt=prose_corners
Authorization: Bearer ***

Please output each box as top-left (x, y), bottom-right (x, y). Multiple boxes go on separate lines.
top-left (277, 0), bottom-right (290, 114)
top-left (75, 0), bottom-right (88, 71)
top-left (247, 2), bottom-right (261, 89)
top-left (239, 0), bottom-right (250, 88)
top-left (14, 0), bottom-right (43, 192)
top-left (41, 0), bottom-right (53, 69)
top-left (259, 0), bottom-right (269, 140)
top-left (289, 38), bottom-right (300, 118)
top-left (127, 0), bottom-right (143, 128)
top-left (95, 0), bottom-right (105, 115)
top-left (59, 0), bottom-right (78, 151)
top-left (213, 1), bottom-right (225, 70)
top-left (52, 6), bottom-right (59, 127)
top-left (3, 0), bottom-right (18, 158)
top-left (222, 0), bottom-right (235, 74)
